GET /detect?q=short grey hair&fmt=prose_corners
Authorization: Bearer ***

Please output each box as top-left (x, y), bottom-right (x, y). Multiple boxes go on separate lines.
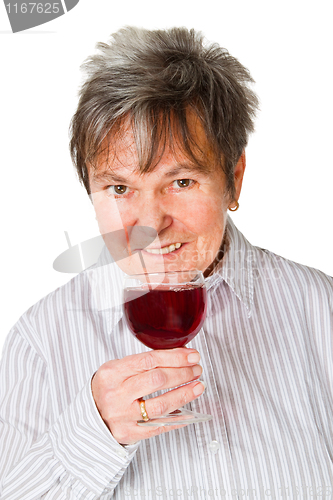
top-left (70, 26), bottom-right (259, 198)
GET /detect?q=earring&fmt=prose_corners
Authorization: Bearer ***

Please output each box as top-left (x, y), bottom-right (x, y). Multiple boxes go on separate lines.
top-left (229, 200), bottom-right (239, 212)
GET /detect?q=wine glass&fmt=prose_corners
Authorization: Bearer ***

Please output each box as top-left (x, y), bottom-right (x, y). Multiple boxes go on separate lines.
top-left (123, 269), bottom-right (212, 426)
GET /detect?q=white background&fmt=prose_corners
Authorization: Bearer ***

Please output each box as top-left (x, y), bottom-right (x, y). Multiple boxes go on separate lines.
top-left (0, 0), bottom-right (332, 354)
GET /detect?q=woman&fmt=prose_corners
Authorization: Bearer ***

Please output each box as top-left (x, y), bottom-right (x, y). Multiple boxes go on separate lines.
top-left (1, 26), bottom-right (332, 499)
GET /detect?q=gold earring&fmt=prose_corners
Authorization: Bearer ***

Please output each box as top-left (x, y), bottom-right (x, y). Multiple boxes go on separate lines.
top-left (229, 200), bottom-right (239, 212)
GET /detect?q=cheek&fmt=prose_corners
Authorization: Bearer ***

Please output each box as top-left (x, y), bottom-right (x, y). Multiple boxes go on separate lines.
top-left (183, 199), bottom-right (227, 267)
top-left (178, 196), bottom-right (226, 235)
top-left (93, 194), bottom-right (125, 233)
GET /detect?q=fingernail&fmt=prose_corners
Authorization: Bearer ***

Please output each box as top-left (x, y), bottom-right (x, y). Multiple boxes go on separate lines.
top-left (188, 352), bottom-right (200, 364)
top-left (193, 381), bottom-right (205, 396)
top-left (192, 365), bottom-right (202, 377)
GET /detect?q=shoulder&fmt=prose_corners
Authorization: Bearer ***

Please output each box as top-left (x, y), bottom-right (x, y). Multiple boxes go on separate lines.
top-left (12, 270), bottom-right (93, 352)
top-left (253, 246), bottom-right (333, 306)
top-left (26, 271), bottom-right (90, 320)
top-left (13, 256), bottom-right (123, 348)
top-left (224, 217), bottom-right (332, 309)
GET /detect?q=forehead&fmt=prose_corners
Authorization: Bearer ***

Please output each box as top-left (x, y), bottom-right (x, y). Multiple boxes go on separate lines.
top-left (92, 159), bottom-right (213, 186)
top-left (89, 109), bottom-right (219, 180)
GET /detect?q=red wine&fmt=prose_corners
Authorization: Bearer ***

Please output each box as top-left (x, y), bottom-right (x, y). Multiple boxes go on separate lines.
top-left (124, 285), bottom-right (207, 349)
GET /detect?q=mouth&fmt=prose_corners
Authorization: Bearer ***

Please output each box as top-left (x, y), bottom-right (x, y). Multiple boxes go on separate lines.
top-left (143, 242), bottom-right (184, 256)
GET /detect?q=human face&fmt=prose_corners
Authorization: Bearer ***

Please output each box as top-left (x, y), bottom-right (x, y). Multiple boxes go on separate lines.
top-left (89, 120), bottom-right (245, 277)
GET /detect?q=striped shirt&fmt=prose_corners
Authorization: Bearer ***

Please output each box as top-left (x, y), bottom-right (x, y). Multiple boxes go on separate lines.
top-left (1, 216), bottom-right (333, 499)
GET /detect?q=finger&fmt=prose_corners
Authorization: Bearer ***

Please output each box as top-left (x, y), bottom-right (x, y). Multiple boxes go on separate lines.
top-left (109, 377), bottom-right (205, 425)
top-left (93, 348), bottom-right (200, 389)
top-left (106, 381), bottom-right (206, 444)
top-left (142, 380), bottom-right (206, 421)
top-left (119, 348), bottom-right (201, 376)
top-left (101, 348), bottom-right (201, 386)
top-left (123, 364), bottom-right (203, 402)
top-left (118, 380), bottom-right (205, 425)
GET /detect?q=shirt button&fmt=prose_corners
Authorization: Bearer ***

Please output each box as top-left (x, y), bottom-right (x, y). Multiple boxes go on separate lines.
top-left (116, 447), bottom-right (127, 458)
top-left (209, 440), bottom-right (220, 454)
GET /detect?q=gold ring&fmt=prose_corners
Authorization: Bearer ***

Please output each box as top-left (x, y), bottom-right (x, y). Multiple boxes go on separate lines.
top-left (138, 398), bottom-right (150, 422)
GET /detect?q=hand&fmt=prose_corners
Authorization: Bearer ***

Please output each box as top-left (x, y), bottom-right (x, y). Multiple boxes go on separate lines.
top-left (91, 348), bottom-right (204, 445)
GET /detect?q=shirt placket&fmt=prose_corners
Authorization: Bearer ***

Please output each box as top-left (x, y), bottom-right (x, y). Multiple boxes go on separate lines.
top-left (188, 323), bottom-right (239, 499)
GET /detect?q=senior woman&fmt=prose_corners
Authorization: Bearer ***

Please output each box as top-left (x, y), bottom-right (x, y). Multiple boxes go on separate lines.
top-left (1, 27), bottom-right (332, 499)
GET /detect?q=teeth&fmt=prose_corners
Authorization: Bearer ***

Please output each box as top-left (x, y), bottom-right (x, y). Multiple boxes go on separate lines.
top-left (146, 243), bottom-right (182, 255)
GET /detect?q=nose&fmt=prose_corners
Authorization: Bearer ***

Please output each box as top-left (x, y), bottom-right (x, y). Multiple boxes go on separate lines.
top-left (134, 194), bottom-right (173, 235)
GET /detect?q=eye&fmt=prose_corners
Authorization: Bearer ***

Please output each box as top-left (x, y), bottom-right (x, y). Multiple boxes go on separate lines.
top-left (174, 179), bottom-right (193, 188)
top-left (108, 185), bottom-right (128, 195)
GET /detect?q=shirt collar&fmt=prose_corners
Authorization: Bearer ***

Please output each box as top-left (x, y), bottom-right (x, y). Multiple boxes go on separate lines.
top-left (88, 215), bottom-right (255, 332)
top-left (85, 247), bottom-right (126, 332)
top-left (205, 215), bottom-right (255, 318)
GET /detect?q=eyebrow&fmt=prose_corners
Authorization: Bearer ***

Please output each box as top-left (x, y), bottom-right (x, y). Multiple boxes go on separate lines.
top-left (163, 164), bottom-right (210, 177)
top-left (92, 163), bottom-right (210, 184)
top-left (92, 171), bottom-right (129, 183)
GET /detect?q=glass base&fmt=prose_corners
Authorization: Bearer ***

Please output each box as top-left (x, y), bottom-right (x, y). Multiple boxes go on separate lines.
top-left (137, 408), bottom-right (213, 427)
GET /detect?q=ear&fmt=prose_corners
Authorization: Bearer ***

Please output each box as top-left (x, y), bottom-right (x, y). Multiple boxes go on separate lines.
top-left (233, 150), bottom-right (246, 201)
